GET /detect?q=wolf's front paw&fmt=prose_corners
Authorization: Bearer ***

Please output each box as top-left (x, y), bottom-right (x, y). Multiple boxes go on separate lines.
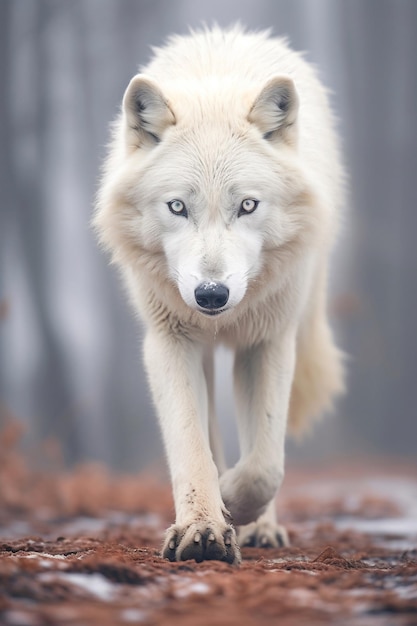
top-left (238, 521), bottom-right (289, 548)
top-left (162, 521), bottom-right (241, 565)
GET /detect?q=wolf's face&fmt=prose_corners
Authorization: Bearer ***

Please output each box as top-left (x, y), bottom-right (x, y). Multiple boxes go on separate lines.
top-left (102, 74), bottom-right (313, 317)
top-left (135, 130), bottom-right (300, 316)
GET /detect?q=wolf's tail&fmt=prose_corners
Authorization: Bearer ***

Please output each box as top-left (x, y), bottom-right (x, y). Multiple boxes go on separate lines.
top-left (287, 285), bottom-right (345, 436)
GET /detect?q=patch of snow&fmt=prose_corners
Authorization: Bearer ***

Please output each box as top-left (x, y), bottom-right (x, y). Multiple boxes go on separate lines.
top-left (41, 572), bottom-right (117, 601)
top-left (66, 572), bottom-right (117, 600)
top-left (21, 552), bottom-right (68, 560)
top-left (174, 580), bottom-right (211, 598)
top-left (3, 610), bottom-right (40, 626)
top-left (0, 520), bottom-right (31, 538)
top-left (121, 608), bottom-right (148, 622)
top-left (289, 476), bottom-right (417, 548)
top-left (18, 552), bottom-right (68, 569)
top-left (335, 516), bottom-right (417, 537)
top-left (270, 555), bottom-right (308, 564)
top-left (56, 512), bottom-right (163, 536)
top-left (289, 588), bottom-right (340, 613)
top-left (394, 584), bottom-right (417, 600)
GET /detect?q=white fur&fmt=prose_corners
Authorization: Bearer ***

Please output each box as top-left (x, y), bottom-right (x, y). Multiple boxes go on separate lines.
top-left (93, 26), bottom-right (345, 565)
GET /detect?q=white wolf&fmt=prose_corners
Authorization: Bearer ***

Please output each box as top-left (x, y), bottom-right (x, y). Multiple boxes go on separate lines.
top-left (94, 26), bottom-right (345, 565)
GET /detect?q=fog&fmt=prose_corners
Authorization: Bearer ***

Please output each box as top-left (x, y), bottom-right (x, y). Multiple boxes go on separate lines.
top-left (1, 0), bottom-right (416, 470)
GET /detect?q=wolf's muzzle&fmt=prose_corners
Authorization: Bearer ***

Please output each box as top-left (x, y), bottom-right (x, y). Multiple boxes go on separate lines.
top-left (194, 282), bottom-right (229, 311)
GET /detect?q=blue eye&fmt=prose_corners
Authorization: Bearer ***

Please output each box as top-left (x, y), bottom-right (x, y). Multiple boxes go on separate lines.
top-left (167, 199), bottom-right (188, 217)
top-left (238, 198), bottom-right (259, 216)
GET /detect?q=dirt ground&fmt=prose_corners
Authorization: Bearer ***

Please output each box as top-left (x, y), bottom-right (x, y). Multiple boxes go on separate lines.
top-left (0, 424), bottom-right (416, 626)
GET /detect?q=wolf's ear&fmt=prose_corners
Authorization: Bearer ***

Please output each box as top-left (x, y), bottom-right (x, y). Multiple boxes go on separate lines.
top-left (249, 76), bottom-right (298, 144)
top-left (122, 74), bottom-right (175, 148)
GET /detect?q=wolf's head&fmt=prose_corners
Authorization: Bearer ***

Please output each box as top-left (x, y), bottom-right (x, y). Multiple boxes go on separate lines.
top-left (95, 73), bottom-right (318, 319)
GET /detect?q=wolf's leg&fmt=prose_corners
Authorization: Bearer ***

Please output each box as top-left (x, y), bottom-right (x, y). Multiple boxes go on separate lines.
top-left (220, 330), bottom-right (296, 526)
top-left (203, 347), bottom-right (227, 476)
top-left (238, 499), bottom-right (289, 548)
top-left (144, 329), bottom-right (240, 565)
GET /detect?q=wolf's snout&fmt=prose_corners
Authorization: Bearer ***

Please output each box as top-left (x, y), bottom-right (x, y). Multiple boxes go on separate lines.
top-left (194, 282), bottom-right (229, 311)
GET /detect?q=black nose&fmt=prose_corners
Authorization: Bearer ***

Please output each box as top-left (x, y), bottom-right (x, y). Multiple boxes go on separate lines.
top-left (194, 282), bottom-right (229, 310)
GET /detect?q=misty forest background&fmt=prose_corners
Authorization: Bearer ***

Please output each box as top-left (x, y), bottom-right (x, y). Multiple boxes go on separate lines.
top-left (1, 0), bottom-right (416, 471)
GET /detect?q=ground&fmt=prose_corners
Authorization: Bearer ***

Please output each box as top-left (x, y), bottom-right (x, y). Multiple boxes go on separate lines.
top-left (0, 424), bottom-right (416, 625)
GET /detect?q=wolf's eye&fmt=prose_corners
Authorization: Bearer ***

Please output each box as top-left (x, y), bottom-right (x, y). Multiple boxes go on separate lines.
top-left (167, 199), bottom-right (188, 217)
top-left (238, 198), bottom-right (259, 217)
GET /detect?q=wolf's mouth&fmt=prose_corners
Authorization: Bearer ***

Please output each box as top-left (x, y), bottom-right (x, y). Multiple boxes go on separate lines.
top-left (199, 308), bottom-right (228, 317)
